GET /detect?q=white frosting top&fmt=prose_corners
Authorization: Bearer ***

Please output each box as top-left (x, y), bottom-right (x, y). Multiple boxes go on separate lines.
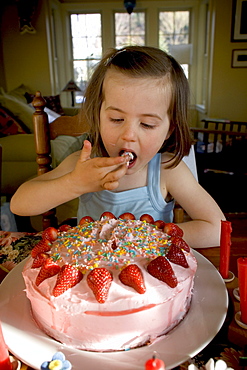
top-left (23, 219), bottom-right (197, 312)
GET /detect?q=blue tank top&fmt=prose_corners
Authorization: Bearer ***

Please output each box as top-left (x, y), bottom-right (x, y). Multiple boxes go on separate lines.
top-left (77, 153), bottom-right (174, 222)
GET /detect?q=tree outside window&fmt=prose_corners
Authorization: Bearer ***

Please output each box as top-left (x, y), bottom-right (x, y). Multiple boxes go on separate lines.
top-left (70, 13), bottom-right (102, 103)
top-left (159, 11), bottom-right (190, 77)
top-left (115, 12), bottom-right (145, 48)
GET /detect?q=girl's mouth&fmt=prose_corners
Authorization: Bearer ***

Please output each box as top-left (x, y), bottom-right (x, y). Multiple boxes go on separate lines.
top-left (119, 150), bottom-right (137, 168)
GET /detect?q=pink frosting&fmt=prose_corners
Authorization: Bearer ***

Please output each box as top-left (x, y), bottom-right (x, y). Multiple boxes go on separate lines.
top-left (22, 219), bottom-right (197, 352)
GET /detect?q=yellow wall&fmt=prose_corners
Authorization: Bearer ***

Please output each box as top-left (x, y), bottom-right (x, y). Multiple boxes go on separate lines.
top-left (0, 0), bottom-right (247, 120)
top-left (208, 0), bottom-right (247, 121)
top-left (0, 0), bottom-right (52, 95)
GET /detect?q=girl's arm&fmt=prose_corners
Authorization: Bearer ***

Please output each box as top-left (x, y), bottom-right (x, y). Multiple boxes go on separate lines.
top-left (10, 141), bottom-right (128, 216)
top-left (162, 157), bottom-right (225, 248)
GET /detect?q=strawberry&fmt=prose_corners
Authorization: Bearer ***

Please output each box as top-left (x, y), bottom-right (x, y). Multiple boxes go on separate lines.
top-left (147, 256), bottom-right (178, 288)
top-left (31, 239), bottom-right (51, 258)
top-left (119, 264), bottom-right (146, 294)
top-left (170, 236), bottom-right (190, 252)
top-left (166, 244), bottom-right (189, 268)
top-left (87, 268), bottom-right (113, 303)
top-left (140, 214), bottom-right (154, 224)
top-left (58, 224), bottom-right (71, 232)
top-left (53, 264), bottom-right (83, 297)
top-left (79, 216), bottom-right (94, 225)
top-left (163, 223), bottom-right (183, 237)
top-left (42, 227), bottom-right (58, 242)
top-left (153, 220), bottom-right (166, 229)
top-left (35, 257), bottom-right (61, 286)
top-left (31, 252), bottom-right (49, 268)
top-left (100, 212), bottom-right (116, 220)
top-left (118, 212), bottom-right (135, 220)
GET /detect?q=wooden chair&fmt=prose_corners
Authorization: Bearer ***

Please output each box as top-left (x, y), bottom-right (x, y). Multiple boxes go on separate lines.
top-left (191, 127), bottom-right (247, 156)
top-left (201, 117), bottom-right (247, 132)
top-left (190, 125), bottom-right (247, 213)
top-left (32, 91), bottom-right (89, 229)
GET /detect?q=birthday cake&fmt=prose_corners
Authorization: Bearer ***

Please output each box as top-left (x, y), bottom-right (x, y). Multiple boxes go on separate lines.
top-left (22, 213), bottom-right (197, 352)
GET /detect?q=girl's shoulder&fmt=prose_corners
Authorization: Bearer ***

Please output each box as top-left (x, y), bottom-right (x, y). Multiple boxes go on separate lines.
top-left (160, 152), bottom-right (190, 178)
top-left (160, 151), bottom-right (173, 163)
top-left (160, 152), bottom-right (181, 171)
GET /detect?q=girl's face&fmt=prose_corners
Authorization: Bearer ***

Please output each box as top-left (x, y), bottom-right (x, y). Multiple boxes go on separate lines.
top-left (100, 69), bottom-right (172, 174)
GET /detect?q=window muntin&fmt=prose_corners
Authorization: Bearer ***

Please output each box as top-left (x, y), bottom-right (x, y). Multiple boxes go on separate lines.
top-left (114, 12), bottom-right (145, 48)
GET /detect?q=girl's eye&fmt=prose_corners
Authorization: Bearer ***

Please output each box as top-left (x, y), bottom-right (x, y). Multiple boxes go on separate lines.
top-left (110, 118), bottom-right (124, 123)
top-left (141, 123), bottom-right (155, 129)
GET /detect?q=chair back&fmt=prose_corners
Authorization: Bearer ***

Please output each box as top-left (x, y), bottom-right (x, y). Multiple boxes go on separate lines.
top-left (190, 122), bottom-right (247, 213)
top-left (32, 91), bottom-right (89, 229)
top-left (201, 118), bottom-right (247, 132)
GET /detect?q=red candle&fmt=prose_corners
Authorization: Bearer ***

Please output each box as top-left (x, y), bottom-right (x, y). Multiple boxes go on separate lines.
top-left (0, 321), bottom-right (12, 370)
top-left (219, 220), bottom-right (232, 279)
top-left (238, 257), bottom-right (247, 324)
top-left (145, 355), bottom-right (165, 370)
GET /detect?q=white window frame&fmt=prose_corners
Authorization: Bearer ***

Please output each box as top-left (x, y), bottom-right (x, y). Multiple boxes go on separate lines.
top-left (48, 0), bottom-right (207, 113)
top-left (114, 10), bottom-right (146, 48)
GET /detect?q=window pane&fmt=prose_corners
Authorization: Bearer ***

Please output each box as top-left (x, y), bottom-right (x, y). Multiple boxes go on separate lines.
top-left (159, 11), bottom-right (189, 48)
top-left (70, 13), bottom-right (102, 102)
top-left (175, 11), bottom-right (189, 35)
top-left (116, 35), bottom-right (145, 48)
top-left (159, 10), bottom-right (190, 78)
top-left (72, 36), bottom-right (102, 60)
top-left (71, 14), bottom-right (102, 59)
top-left (159, 11), bottom-right (174, 35)
top-left (73, 60), bottom-right (99, 86)
top-left (115, 12), bottom-right (145, 48)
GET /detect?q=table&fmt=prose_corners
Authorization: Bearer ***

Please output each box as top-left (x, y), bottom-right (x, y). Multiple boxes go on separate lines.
top-left (195, 245), bottom-right (247, 348)
top-left (0, 232), bottom-right (246, 369)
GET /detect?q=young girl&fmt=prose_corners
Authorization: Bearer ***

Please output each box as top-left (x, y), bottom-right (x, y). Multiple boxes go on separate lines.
top-left (10, 46), bottom-right (225, 248)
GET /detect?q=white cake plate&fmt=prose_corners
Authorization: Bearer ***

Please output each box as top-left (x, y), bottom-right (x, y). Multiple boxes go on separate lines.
top-left (0, 251), bottom-right (228, 370)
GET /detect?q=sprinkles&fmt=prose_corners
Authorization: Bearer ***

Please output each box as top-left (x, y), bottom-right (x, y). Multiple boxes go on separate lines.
top-left (50, 219), bottom-right (170, 272)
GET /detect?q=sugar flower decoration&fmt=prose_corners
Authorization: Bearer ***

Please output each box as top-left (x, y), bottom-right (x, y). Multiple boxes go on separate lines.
top-left (41, 352), bottom-right (72, 370)
top-left (188, 358), bottom-right (234, 370)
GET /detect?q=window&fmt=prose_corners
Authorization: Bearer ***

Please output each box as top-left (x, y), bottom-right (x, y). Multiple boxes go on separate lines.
top-left (70, 13), bottom-right (102, 103)
top-left (56, 3), bottom-right (198, 108)
top-left (159, 10), bottom-right (190, 77)
top-left (114, 12), bottom-right (145, 48)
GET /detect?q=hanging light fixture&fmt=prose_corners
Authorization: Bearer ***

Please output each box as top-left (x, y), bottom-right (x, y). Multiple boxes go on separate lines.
top-left (124, 0), bottom-right (136, 14)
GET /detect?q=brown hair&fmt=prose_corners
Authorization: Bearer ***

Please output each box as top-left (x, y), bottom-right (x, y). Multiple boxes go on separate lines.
top-left (81, 46), bottom-right (192, 167)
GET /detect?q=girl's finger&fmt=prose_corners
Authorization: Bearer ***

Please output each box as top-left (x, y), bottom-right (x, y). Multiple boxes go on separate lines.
top-left (79, 140), bottom-right (92, 162)
top-left (103, 162), bottom-right (128, 183)
top-left (94, 155), bottom-right (127, 170)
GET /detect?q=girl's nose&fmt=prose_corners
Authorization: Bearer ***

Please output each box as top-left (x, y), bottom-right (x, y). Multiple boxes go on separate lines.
top-left (120, 122), bottom-right (137, 142)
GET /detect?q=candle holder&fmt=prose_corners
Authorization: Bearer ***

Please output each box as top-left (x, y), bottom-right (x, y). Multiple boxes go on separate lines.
top-left (222, 270), bottom-right (235, 283)
top-left (217, 269), bottom-right (235, 283)
top-left (233, 287), bottom-right (240, 301)
top-left (235, 311), bottom-right (247, 329)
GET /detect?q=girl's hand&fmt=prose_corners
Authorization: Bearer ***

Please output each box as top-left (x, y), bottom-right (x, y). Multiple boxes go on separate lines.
top-left (10, 140), bottom-right (129, 216)
top-left (70, 140), bottom-right (128, 194)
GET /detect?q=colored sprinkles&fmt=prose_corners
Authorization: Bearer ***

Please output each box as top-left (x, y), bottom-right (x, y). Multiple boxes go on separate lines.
top-left (50, 219), bottom-right (171, 273)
